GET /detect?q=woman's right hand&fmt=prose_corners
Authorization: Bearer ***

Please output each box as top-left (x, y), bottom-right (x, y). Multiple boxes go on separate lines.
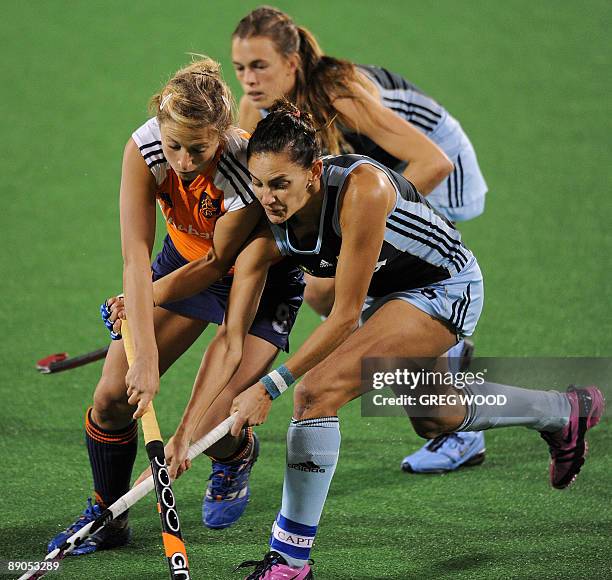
top-left (100, 295), bottom-right (126, 339)
top-left (126, 356), bottom-right (160, 419)
top-left (166, 434), bottom-right (192, 481)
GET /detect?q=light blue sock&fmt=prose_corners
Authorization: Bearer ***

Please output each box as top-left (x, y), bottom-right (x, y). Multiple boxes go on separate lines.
top-left (269, 417), bottom-right (340, 568)
top-left (445, 339), bottom-right (466, 375)
top-left (459, 382), bottom-right (571, 432)
top-left (444, 340), bottom-right (483, 438)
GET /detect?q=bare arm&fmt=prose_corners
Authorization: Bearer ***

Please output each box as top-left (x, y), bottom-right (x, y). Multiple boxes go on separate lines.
top-left (238, 95), bottom-right (262, 133)
top-left (174, 224), bottom-right (281, 444)
top-left (333, 81), bottom-right (453, 194)
top-left (118, 138), bottom-right (162, 417)
top-left (120, 139), bottom-right (157, 355)
top-left (164, 225), bottom-right (281, 476)
top-left (151, 202), bottom-right (263, 305)
top-left (278, 165), bottom-right (391, 378)
top-left (230, 165), bottom-right (393, 435)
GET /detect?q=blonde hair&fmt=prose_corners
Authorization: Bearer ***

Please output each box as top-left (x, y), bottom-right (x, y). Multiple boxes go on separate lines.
top-left (234, 6), bottom-right (366, 155)
top-left (149, 56), bottom-right (235, 141)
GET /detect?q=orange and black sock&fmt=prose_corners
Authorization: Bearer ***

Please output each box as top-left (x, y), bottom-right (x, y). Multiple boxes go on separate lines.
top-left (85, 407), bottom-right (138, 508)
top-left (212, 426), bottom-right (254, 464)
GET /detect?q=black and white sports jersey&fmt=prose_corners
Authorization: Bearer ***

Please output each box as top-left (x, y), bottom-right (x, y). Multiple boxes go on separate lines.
top-left (268, 155), bottom-right (473, 297)
top-left (341, 65), bottom-right (446, 171)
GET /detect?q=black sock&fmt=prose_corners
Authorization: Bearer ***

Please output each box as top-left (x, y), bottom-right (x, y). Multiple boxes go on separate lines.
top-left (211, 427), bottom-right (253, 464)
top-left (85, 407), bottom-right (138, 508)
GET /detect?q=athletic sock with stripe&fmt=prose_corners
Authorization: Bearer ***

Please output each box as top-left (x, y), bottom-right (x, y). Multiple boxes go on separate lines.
top-left (269, 417), bottom-right (340, 568)
top-left (210, 427), bottom-right (254, 464)
top-left (85, 407), bottom-right (138, 508)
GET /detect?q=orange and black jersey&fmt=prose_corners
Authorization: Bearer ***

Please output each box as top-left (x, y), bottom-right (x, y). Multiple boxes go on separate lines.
top-left (131, 117), bottom-right (254, 262)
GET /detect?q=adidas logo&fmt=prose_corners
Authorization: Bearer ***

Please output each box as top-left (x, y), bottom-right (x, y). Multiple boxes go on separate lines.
top-left (319, 259), bottom-right (333, 268)
top-left (288, 461), bottom-right (326, 473)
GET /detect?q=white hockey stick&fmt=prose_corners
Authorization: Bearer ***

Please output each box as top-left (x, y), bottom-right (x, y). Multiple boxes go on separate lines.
top-left (19, 414), bottom-right (236, 580)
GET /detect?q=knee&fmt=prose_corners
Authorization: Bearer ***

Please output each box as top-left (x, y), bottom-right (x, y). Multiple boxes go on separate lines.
top-left (304, 282), bottom-right (334, 318)
top-left (293, 380), bottom-right (331, 420)
top-left (92, 375), bottom-right (132, 425)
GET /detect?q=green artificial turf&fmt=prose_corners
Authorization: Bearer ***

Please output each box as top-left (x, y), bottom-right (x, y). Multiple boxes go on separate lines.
top-left (0, 1), bottom-right (610, 578)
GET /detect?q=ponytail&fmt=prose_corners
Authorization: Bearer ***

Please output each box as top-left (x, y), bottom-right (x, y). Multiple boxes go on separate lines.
top-left (247, 99), bottom-right (320, 168)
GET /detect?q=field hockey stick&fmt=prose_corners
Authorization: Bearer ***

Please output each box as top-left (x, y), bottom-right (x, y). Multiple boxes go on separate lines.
top-left (36, 346), bottom-right (109, 374)
top-left (35, 297), bottom-right (120, 374)
top-left (17, 414), bottom-right (236, 580)
top-left (121, 320), bottom-right (191, 580)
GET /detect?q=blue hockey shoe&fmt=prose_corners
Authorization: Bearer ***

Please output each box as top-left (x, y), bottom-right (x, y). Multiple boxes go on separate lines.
top-left (47, 498), bottom-right (130, 555)
top-left (203, 432), bottom-right (259, 529)
top-left (401, 431), bottom-right (486, 473)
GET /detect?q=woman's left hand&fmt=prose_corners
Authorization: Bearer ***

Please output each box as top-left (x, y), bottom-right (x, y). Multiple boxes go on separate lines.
top-left (230, 383), bottom-right (273, 436)
top-left (132, 435), bottom-right (192, 486)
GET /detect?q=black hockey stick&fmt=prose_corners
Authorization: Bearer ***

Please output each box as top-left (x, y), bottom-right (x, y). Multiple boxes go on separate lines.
top-left (36, 346), bottom-right (109, 374)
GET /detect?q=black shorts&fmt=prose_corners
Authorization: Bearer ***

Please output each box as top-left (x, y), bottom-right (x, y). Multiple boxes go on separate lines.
top-left (151, 235), bottom-right (304, 352)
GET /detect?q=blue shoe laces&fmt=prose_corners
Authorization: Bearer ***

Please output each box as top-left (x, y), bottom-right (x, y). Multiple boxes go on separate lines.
top-left (208, 458), bottom-right (252, 499)
top-left (66, 498), bottom-right (101, 534)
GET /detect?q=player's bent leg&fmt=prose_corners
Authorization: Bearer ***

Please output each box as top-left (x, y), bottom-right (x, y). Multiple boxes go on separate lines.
top-left (294, 300), bottom-right (459, 421)
top-left (92, 307), bottom-right (209, 429)
top-left (47, 340), bottom-right (136, 555)
top-left (401, 339), bottom-right (486, 474)
top-left (197, 332), bottom-right (279, 529)
top-left (92, 339), bottom-right (135, 428)
top-left (303, 274), bottom-right (335, 318)
top-left (242, 300), bottom-right (456, 576)
top-left (48, 309), bottom-right (208, 555)
top-left (90, 307), bottom-right (208, 502)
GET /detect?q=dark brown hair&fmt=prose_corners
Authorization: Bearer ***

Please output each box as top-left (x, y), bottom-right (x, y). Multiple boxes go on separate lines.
top-left (247, 99), bottom-right (320, 168)
top-left (233, 6), bottom-right (364, 155)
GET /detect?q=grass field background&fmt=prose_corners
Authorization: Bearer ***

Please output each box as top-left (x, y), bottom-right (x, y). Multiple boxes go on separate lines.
top-left (1, 1), bottom-right (610, 578)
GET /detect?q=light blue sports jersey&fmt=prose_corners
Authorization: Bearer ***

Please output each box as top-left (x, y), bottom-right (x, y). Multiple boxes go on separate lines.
top-left (343, 65), bottom-right (446, 169)
top-left (260, 64), bottom-right (487, 219)
top-left (268, 154), bottom-right (474, 298)
top-left (348, 65), bottom-right (487, 218)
